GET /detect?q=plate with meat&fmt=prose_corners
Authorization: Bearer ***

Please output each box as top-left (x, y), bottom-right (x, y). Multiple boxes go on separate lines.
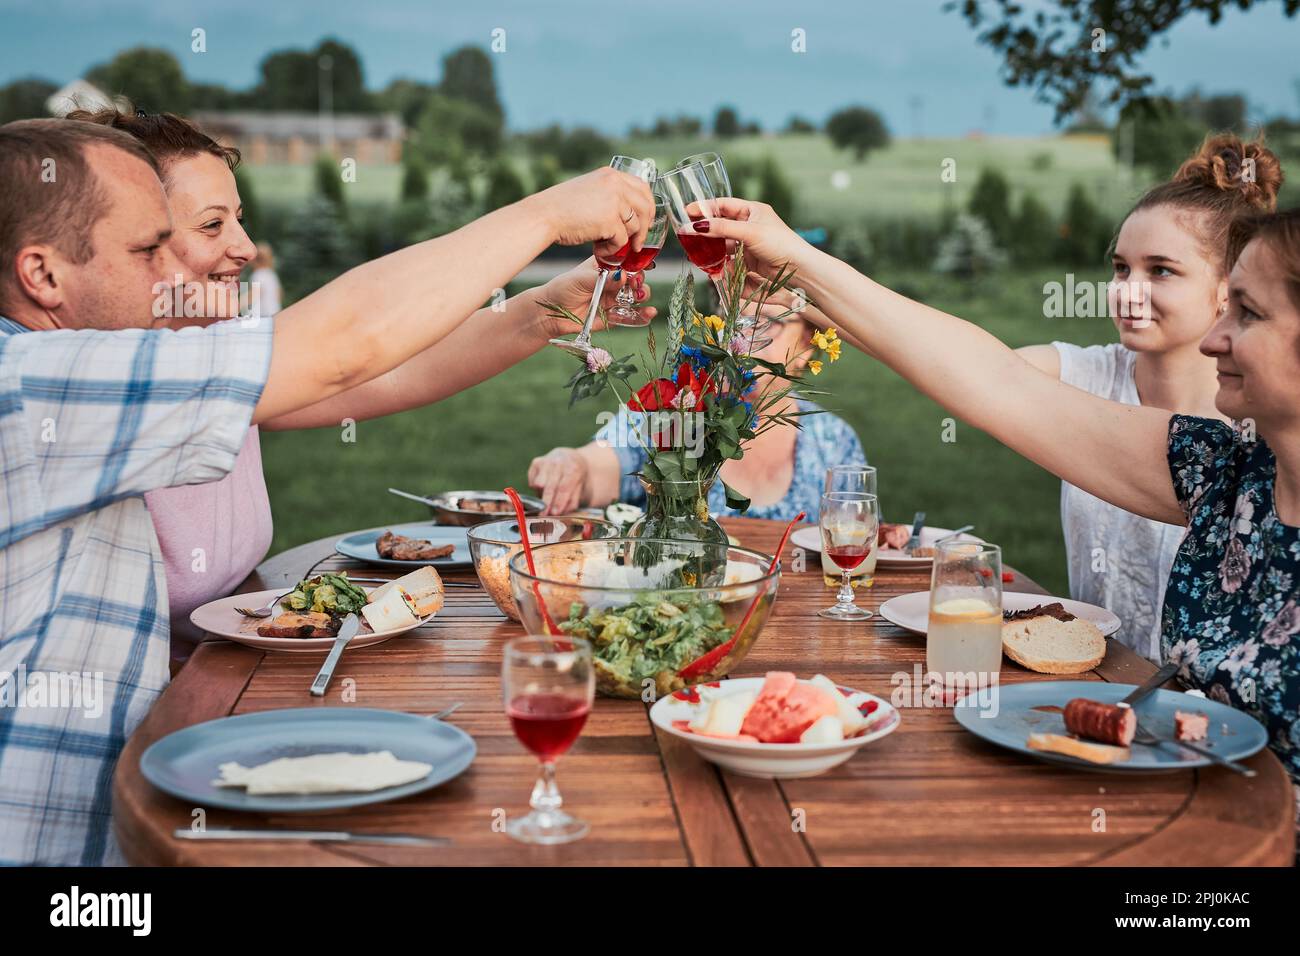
top-left (190, 567), bottom-right (445, 653)
top-left (334, 522), bottom-right (472, 569)
top-left (790, 523), bottom-right (983, 567)
top-left (952, 680), bottom-right (1268, 773)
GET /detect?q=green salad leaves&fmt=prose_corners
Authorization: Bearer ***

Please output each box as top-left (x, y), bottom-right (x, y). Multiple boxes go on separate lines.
top-left (283, 573), bottom-right (369, 618)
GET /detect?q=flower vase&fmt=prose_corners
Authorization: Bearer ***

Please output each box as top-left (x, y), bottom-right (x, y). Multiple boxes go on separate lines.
top-left (627, 477), bottom-right (729, 586)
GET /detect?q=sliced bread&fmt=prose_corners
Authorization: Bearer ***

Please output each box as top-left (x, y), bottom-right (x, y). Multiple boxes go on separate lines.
top-left (1002, 603), bottom-right (1105, 674)
top-left (369, 565), bottom-right (445, 617)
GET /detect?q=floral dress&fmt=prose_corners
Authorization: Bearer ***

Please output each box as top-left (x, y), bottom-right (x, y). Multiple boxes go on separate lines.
top-left (1163, 414), bottom-right (1300, 826)
top-left (593, 398), bottom-right (866, 523)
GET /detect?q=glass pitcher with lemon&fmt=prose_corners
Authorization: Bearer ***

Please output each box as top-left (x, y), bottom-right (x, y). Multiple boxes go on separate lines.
top-left (926, 540), bottom-right (1003, 702)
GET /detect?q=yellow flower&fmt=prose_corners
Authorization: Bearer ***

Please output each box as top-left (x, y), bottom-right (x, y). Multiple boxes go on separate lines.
top-left (825, 328), bottom-right (839, 342)
top-left (691, 311), bottom-right (703, 327)
top-left (811, 331), bottom-right (828, 351)
top-left (825, 339), bottom-right (842, 361)
top-left (703, 314), bottom-right (725, 333)
top-left (808, 359), bottom-right (823, 376)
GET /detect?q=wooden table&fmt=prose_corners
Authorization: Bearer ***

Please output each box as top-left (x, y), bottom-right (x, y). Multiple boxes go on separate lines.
top-left (113, 518), bottom-right (1295, 866)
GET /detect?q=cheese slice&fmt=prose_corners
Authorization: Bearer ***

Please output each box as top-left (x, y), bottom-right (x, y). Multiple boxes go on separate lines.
top-left (361, 585), bottom-right (419, 632)
top-left (213, 751), bottom-right (432, 794)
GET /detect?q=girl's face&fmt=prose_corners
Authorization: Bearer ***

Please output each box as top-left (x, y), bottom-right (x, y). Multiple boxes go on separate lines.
top-left (163, 153), bottom-right (255, 321)
top-left (1109, 206), bottom-right (1227, 354)
top-left (1200, 239), bottom-right (1300, 434)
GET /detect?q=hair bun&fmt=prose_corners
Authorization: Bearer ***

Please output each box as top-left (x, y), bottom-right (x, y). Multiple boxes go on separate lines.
top-left (1173, 133), bottom-right (1283, 212)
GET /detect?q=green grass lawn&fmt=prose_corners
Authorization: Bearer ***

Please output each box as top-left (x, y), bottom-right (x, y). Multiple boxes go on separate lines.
top-left (244, 132), bottom-right (1154, 229)
top-left (260, 265), bottom-right (1119, 595)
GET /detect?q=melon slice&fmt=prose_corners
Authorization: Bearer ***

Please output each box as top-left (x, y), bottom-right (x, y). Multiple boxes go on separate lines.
top-left (800, 715), bottom-right (845, 744)
top-left (809, 674), bottom-right (869, 735)
top-left (740, 672), bottom-right (839, 743)
top-left (689, 690), bottom-right (757, 737)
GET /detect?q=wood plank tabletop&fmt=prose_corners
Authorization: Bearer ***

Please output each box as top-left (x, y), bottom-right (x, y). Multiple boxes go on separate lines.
top-left (112, 517), bottom-right (1296, 866)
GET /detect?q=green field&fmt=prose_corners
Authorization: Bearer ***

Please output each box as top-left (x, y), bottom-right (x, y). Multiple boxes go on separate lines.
top-left (244, 132), bottom-right (1153, 228)
top-left (260, 266), bottom-right (1119, 595)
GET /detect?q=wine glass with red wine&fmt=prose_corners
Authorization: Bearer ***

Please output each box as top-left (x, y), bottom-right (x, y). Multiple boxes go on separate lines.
top-left (502, 635), bottom-right (595, 844)
top-left (606, 190), bottom-right (668, 326)
top-left (549, 155), bottom-right (656, 357)
top-left (659, 159), bottom-right (771, 350)
top-left (819, 492), bottom-right (879, 621)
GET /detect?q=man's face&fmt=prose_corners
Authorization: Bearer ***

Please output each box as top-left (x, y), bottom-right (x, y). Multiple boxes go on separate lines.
top-left (53, 144), bottom-right (178, 330)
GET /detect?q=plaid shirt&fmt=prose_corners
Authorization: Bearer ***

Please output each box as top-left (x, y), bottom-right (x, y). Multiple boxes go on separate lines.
top-left (0, 315), bottom-right (273, 865)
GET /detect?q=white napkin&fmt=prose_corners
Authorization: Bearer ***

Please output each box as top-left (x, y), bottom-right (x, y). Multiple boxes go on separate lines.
top-left (213, 750), bottom-right (433, 795)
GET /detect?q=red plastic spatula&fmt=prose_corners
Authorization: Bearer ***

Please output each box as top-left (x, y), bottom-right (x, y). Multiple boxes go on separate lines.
top-left (503, 487), bottom-right (560, 638)
top-left (677, 512), bottom-right (804, 681)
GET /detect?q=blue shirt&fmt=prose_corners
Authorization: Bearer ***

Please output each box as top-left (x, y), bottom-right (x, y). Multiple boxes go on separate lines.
top-left (594, 398), bottom-right (867, 522)
top-left (0, 315), bottom-right (273, 865)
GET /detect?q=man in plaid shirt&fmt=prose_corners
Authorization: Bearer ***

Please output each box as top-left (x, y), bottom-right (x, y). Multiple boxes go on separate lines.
top-left (0, 119), bottom-right (654, 864)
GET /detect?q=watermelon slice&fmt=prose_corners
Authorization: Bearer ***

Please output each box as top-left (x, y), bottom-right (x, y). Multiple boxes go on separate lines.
top-left (740, 672), bottom-right (839, 743)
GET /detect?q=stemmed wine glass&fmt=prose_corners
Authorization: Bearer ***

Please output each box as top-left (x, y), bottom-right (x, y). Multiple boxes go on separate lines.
top-left (819, 492), bottom-right (879, 621)
top-left (660, 157), bottom-right (772, 350)
top-left (549, 155), bottom-right (656, 358)
top-left (606, 190), bottom-right (668, 326)
top-left (502, 635), bottom-right (595, 844)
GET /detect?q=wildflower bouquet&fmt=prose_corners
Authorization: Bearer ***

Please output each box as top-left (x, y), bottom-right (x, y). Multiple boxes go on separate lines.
top-left (549, 247), bottom-right (841, 515)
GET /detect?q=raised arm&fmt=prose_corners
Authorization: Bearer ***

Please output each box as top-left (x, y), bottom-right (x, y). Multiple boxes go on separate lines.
top-left (250, 167), bottom-right (653, 424)
top-left (701, 200), bottom-right (1184, 526)
top-left (261, 260), bottom-right (655, 430)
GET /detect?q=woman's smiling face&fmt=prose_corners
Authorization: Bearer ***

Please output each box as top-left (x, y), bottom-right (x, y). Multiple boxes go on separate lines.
top-left (1200, 237), bottom-right (1300, 433)
top-left (1109, 205), bottom-right (1227, 353)
top-left (162, 152), bottom-right (255, 320)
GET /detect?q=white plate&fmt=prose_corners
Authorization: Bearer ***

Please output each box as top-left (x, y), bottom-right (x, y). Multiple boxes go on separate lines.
top-left (649, 677), bottom-right (901, 779)
top-left (877, 590), bottom-right (1121, 637)
top-left (789, 525), bottom-right (984, 567)
top-left (190, 586), bottom-right (434, 653)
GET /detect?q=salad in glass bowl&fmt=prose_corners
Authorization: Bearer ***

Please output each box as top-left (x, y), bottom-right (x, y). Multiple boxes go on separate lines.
top-left (508, 538), bottom-right (780, 699)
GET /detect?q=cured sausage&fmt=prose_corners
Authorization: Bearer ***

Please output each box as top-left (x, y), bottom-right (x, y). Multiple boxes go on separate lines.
top-left (1063, 698), bottom-right (1135, 746)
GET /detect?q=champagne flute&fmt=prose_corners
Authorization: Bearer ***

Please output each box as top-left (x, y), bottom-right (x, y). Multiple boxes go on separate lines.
top-left (606, 190), bottom-right (668, 326)
top-left (671, 152), bottom-right (778, 348)
top-left (818, 492), bottom-right (879, 621)
top-left (549, 155), bottom-right (656, 358)
top-left (822, 465), bottom-right (878, 588)
top-left (661, 158), bottom-right (771, 350)
top-left (502, 635), bottom-right (595, 844)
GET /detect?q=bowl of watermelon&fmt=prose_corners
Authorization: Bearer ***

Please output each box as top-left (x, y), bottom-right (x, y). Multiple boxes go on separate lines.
top-left (649, 672), bottom-right (901, 778)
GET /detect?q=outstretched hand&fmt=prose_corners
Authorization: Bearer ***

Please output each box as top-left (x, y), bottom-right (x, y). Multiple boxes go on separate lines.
top-left (539, 257), bottom-right (656, 337)
top-left (689, 197), bottom-right (813, 280)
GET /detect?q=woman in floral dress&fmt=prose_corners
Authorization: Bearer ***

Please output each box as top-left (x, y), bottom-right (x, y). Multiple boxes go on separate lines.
top-left (698, 194), bottom-right (1300, 833)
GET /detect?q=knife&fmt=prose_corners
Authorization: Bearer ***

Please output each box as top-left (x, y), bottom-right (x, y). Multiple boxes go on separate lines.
top-left (1119, 661), bottom-right (1179, 707)
top-left (310, 613), bottom-right (360, 697)
top-left (175, 828), bottom-right (450, 847)
top-left (903, 511), bottom-right (926, 555)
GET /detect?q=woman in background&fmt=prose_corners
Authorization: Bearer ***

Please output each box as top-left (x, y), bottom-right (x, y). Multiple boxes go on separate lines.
top-left (1015, 134), bottom-right (1282, 660)
top-left (527, 313), bottom-right (866, 522)
top-left (248, 241), bottom-right (282, 317)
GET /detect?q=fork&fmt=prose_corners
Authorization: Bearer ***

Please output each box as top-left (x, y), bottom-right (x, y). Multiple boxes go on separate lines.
top-left (234, 589), bottom-right (296, 619)
top-left (1132, 718), bottom-right (1256, 777)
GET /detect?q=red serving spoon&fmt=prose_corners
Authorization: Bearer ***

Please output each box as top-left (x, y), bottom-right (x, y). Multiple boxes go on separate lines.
top-left (676, 512), bottom-right (804, 682)
top-left (504, 486), bottom-right (560, 638)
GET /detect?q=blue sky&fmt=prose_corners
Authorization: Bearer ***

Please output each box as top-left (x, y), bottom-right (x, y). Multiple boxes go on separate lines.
top-left (0, 0), bottom-right (1296, 135)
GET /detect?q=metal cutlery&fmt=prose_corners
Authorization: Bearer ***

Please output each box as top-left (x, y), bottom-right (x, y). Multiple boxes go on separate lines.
top-left (388, 487), bottom-right (442, 509)
top-left (936, 524), bottom-right (974, 542)
top-left (903, 511), bottom-right (926, 555)
top-left (310, 613), bottom-right (361, 697)
top-left (1119, 662), bottom-right (1178, 706)
top-left (429, 702), bottom-right (463, 720)
top-left (233, 588), bottom-right (296, 619)
top-left (174, 827), bottom-right (450, 847)
top-left (1115, 662), bottom-right (1256, 776)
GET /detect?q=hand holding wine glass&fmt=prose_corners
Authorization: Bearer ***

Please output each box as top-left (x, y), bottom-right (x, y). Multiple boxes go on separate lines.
top-left (527, 163), bottom-right (655, 248)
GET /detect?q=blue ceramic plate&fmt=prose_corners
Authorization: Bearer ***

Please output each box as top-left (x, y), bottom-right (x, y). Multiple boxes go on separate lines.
top-left (953, 680), bottom-right (1267, 773)
top-left (334, 523), bottom-right (471, 569)
top-left (140, 707), bottom-right (476, 812)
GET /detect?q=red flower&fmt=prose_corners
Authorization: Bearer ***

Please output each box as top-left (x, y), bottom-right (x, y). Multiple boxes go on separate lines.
top-left (628, 377), bottom-right (677, 412)
top-left (672, 362), bottom-right (716, 412)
